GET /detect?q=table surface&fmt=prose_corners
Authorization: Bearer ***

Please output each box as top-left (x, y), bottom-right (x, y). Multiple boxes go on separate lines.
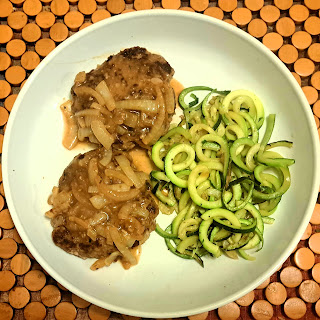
top-left (0, 0), bottom-right (320, 319)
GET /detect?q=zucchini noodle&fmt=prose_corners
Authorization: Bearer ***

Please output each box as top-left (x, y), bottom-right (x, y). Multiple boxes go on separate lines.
top-left (151, 87), bottom-right (294, 267)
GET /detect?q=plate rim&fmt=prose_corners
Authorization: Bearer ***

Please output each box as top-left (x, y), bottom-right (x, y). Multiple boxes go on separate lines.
top-left (3, 9), bottom-right (320, 318)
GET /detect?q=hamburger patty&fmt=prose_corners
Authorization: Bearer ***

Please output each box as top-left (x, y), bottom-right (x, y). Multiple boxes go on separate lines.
top-left (70, 47), bottom-right (176, 150)
top-left (47, 148), bottom-right (158, 261)
top-left (73, 46), bottom-right (174, 102)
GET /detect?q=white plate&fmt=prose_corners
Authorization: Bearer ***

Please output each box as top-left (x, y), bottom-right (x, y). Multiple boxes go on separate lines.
top-left (3, 10), bottom-right (320, 318)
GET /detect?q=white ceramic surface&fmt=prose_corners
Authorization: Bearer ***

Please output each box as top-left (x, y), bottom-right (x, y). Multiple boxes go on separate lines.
top-left (3, 10), bottom-right (320, 318)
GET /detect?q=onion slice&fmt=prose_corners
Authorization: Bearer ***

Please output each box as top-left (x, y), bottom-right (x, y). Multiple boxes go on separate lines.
top-left (116, 100), bottom-right (159, 113)
top-left (98, 183), bottom-right (140, 202)
top-left (74, 86), bottom-right (105, 106)
top-left (96, 80), bottom-right (116, 111)
top-left (61, 104), bottom-right (78, 150)
top-left (91, 120), bottom-right (114, 150)
top-left (115, 155), bottom-right (143, 189)
top-left (142, 88), bottom-right (166, 145)
top-left (90, 195), bottom-right (107, 209)
top-left (104, 169), bottom-right (133, 186)
top-left (88, 158), bottom-right (99, 185)
top-left (164, 85), bottom-right (175, 114)
top-left (109, 226), bottom-right (137, 266)
top-left (99, 149), bottom-right (112, 166)
top-left (75, 109), bottom-right (101, 117)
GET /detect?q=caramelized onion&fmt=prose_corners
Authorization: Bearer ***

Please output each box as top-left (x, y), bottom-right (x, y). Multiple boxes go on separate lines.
top-left (99, 149), bottom-right (113, 166)
top-left (87, 227), bottom-right (97, 241)
top-left (85, 115), bottom-right (100, 127)
top-left (133, 207), bottom-right (150, 218)
top-left (75, 109), bottom-right (101, 117)
top-left (142, 89), bottom-right (166, 145)
top-left (109, 226), bottom-right (137, 266)
top-left (115, 155), bottom-right (143, 189)
top-left (98, 183), bottom-right (140, 202)
top-left (115, 100), bottom-right (159, 113)
top-left (77, 117), bottom-right (86, 128)
top-left (88, 186), bottom-right (99, 194)
top-left (90, 102), bottom-right (111, 116)
top-left (68, 216), bottom-right (89, 229)
top-left (96, 80), bottom-right (116, 111)
top-left (123, 112), bottom-right (138, 128)
top-left (89, 134), bottom-right (99, 144)
top-left (90, 257), bottom-right (106, 271)
top-left (103, 184), bottom-right (131, 192)
top-left (74, 86), bottom-right (105, 106)
top-left (88, 158), bottom-right (99, 185)
top-left (105, 252), bottom-right (121, 266)
top-left (118, 202), bottom-right (134, 219)
top-left (90, 213), bottom-right (108, 225)
top-left (61, 105), bottom-right (78, 150)
top-left (164, 85), bottom-right (175, 114)
top-left (78, 127), bottom-right (92, 141)
top-left (91, 120), bottom-right (114, 150)
top-left (137, 172), bottom-right (149, 183)
top-left (104, 169), bottom-right (133, 186)
top-left (89, 195), bottom-right (107, 209)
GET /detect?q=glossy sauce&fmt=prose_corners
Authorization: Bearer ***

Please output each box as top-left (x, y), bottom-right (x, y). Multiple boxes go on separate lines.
top-left (60, 100), bottom-right (78, 150)
top-left (48, 147), bottom-right (159, 269)
top-left (61, 78), bottom-right (185, 151)
top-left (170, 78), bottom-right (184, 103)
top-left (121, 245), bottom-right (141, 270)
top-left (129, 148), bottom-right (156, 174)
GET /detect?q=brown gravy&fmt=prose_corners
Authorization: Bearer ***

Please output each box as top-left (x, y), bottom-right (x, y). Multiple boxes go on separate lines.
top-left (60, 100), bottom-right (78, 150)
top-left (129, 148), bottom-right (157, 174)
top-left (121, 245), bottom-right (142, 270)
top-left (61, 78), bottom-right (185, 152)
top-left (170, 78), bottom-right (184, 102)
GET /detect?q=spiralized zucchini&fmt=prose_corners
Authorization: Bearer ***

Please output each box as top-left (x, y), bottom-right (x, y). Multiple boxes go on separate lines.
top-left (150, 87), bottom-right (294, 267)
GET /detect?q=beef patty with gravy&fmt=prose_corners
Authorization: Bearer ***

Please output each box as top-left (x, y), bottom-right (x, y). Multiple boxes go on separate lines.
top-left (46, 148), bottom-right (158, 270)
top-left (63, 47), bottom-right (176, 151)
